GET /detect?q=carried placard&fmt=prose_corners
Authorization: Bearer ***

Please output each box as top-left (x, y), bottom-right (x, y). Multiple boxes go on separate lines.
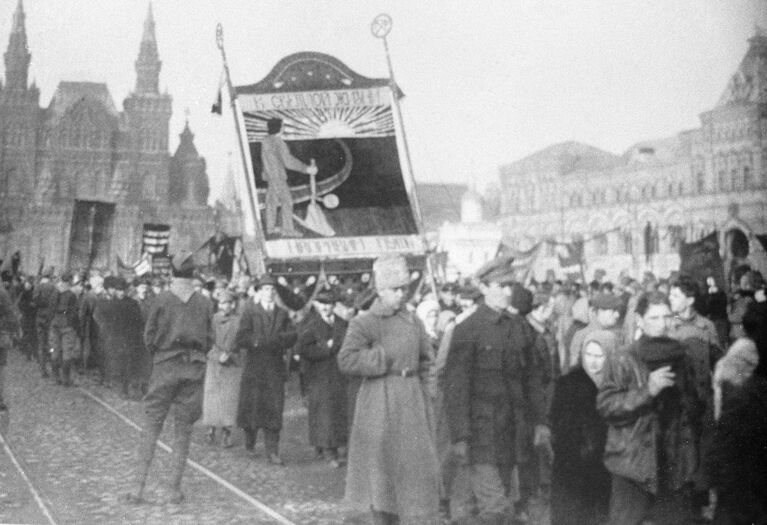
top-left (235, 52), bottom-right (422, 261)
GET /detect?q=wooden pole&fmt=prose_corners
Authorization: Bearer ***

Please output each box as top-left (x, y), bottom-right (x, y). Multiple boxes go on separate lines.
top-left (372, 14), bottom-right (438, 297)
top-left (216, 24), bottom-right (267, 276)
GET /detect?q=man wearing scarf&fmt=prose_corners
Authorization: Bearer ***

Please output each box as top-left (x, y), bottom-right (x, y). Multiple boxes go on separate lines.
top-left (597, 291), bottom-right (702, 524)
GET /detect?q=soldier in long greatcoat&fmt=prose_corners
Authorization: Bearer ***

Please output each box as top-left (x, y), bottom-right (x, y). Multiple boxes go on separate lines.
top-left (296, 289), bottom-right (348, 465)
top-left (236, 274), bottom-right (297, 465)
top-left (338, 255), bottom-right (441, 525)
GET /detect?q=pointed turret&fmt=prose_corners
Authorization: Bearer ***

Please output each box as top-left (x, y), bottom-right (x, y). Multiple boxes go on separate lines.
top-left (135, 3), bottom-right (161, 94)
top-left (175, 118), bottom-right (200, 159)
top-left (4, 0), bottom-right (31, 91)
top-left (170, 119), bottom-right (209, 206)
top-left (716, 25), bottom-right (767, 106)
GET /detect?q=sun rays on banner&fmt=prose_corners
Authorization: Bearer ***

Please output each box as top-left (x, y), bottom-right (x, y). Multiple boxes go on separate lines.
top-left (242, 105), bottom-right (395, 142)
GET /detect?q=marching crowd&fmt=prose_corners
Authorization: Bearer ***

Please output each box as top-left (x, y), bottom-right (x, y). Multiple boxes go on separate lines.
top-left (0, 251), bottom-right (766, 525)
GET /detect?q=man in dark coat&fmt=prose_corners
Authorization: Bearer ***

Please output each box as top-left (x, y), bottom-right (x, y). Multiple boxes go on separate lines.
top-left (79, 273), bottom-right (108, 381)
top-left (32, 268), bottom-right (58, 378)
top-left (597, 291), bottom-right (702, 525)
top-left (296, 289), bottom-right (348, 466)
top-left (236, 274), bottom-right (297, 465)
top-left (93, 277), bottom-right (144, 398)
top-left (15, 276), bottom-right (37, 362)
top-left (125, 251), bottom-right (213, 504)
top-left (445, 256), bottom-right (548, 524)
top-left (667, 273), bottom-right (722, 519)
top-left (0, 280), bottom-right (21, 410)
top-left (49, 272), bottom-right (80, 386)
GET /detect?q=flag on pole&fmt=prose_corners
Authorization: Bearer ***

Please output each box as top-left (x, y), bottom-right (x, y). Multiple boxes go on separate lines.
top-left (679, 231), bottom-right (725, 291)
top-left (117, 253), bottom-right (153, 278)
top-left (557, 239), bottom-right (584, 269)
top-left (211, 68), bottom-right (225, 115)
top-left (495, 241), bottom-right (542, 282)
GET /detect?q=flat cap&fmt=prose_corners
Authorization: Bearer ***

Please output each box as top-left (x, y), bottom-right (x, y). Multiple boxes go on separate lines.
top-left (591, 292), bottom-right (623, 311)
top-left (314, 288), bottom-right (336, 304)
top-left (256, 273), bottom-right (278, 289)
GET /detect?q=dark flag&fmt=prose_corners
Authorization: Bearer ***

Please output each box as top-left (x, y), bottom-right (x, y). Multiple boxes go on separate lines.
top-left (557, 239), bottom-right (584, 268)
top-left (679, 231), bottom-right (725, 290)
top-left (756, 233), bottom-right (767, 253)
top-left (211, 89), bottom-right (222, 115)
top-left (211, 68), bottom-right (224, 115)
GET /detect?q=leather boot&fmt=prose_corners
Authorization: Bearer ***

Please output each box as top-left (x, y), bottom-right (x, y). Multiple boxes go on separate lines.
top-left (221, 427), bottom-right (233, 448)
top-left (51, 359), bottom-right (62, 384)
top-left (265, 429), bottom-right (282, 465)
top-left (371, 509), bottom-right (399, 525)
top-left (244, 427), bottom-right (256, 451)
top-left (62, 360), bottom-right (73, 387)
top-left (123, 419), bottom-right (163, 504)
top-left (168, 419), bottom-right (193, 503)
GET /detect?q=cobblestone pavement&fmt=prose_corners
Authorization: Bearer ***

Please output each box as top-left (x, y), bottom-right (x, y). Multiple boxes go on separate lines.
top-left (1, 350), bottom-right (368, 524)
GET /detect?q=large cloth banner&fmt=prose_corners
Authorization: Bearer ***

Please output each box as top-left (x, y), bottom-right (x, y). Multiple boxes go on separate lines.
top-left (679, 231), bottom-right (726, 290)
top-left (142, 223), bottom-right (170, 256)
top-left (235, 52), bottom-right (423, 260)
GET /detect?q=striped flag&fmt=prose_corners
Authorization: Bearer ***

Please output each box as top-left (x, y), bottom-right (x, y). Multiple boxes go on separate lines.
top-left (142, 223), bottom-right (170, 256)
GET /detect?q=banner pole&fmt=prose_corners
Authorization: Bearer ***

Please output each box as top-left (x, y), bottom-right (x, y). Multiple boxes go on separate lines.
top-left (372, 14), bottom-right (438, 296)
top-left (216, 24), bottom-right (266, 276)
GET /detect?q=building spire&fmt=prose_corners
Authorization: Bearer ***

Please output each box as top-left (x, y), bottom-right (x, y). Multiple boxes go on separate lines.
top-left (135, 2), bottom-right (161, 94)
top-left (4, 0), bottom-right (31, 91)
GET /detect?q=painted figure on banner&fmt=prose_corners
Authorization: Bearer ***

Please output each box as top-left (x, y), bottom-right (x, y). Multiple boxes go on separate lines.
top-left (236, 52), bottom-right (420, 255)
top-left (261, 118), bottom-right (318, 237)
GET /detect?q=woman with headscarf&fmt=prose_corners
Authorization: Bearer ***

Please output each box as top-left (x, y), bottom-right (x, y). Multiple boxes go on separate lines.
top-left (549, 329), bottom-right (615, 525)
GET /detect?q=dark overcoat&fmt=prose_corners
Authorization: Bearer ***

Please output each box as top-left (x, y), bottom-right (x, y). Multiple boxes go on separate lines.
top-left (296, 309), bottom-right (348, 448)
top-left (235, 301), bottom-right (296, 431)
top-left (93, 296), bottom-right (144, 384)
top-left (550, 367), bottom-right (610, 525)
top-left (444, 304), bottom-right (546, 466)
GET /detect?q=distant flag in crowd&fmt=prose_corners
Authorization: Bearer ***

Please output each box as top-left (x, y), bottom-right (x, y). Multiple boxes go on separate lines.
top-left (117, 252), bottom-right (153, 278)
top-left (679, 231), bottom-right (725, 291)
top-left (556, 239), bottom-right (584, 269)
top-left (496, 241), bottom-right (543, 283)
top-left (198, 233), bottom-right (250, 280)
top-left (142, 223), bottom-right (171, 256)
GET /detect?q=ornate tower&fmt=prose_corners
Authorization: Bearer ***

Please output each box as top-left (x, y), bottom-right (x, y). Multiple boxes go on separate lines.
top-left (134, 2), bottom-right (161, 95)
top-left (0, 0), bottom-right (39, 200)
top-left (3, 0), bottom-right (30, 92)
top-left (122, 2), bottom-right (172, 204)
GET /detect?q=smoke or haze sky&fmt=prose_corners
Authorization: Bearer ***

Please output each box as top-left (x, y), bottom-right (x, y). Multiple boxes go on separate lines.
top-left (1, 0), bottom-right (763, 203)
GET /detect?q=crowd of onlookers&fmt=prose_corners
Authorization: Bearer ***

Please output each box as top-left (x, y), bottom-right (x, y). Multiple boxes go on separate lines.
top-left (1, 259), bottom-right (766, 524)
